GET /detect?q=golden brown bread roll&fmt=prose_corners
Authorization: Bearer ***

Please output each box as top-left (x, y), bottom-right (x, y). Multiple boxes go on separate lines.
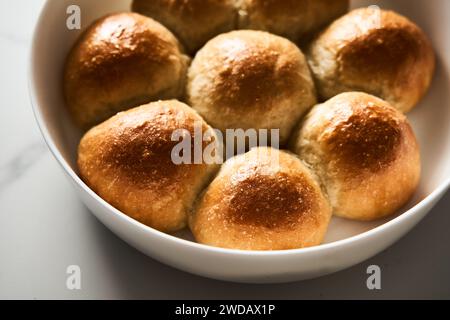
top-left (64, 13), bottom-right (190, 129)
top-left (132, 0), bottom-right (236, 54)
top-left (186, 30), bottom-right (317, 146)
top-left (238, 0), bottom-right (349, 43)
top-left (290, 92), bottom-right (421, 221)
top-left (307, 7), bottom-right (435, 113)
top-left (78, 100), bottom-right (220, 233)
top-left (189, 147), bottom-right (332, 250)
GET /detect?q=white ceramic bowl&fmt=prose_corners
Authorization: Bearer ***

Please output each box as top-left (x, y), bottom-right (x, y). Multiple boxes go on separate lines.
top-left (30, 0), bottom-right (450, 283)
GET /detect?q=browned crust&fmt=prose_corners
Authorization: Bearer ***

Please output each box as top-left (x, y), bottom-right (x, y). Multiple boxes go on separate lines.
top-left (226, 169), bottom-right (317, 229)
top-left (132, 0), bottom-right (237, 53)
top-left (190, 148), bottom-right (332, 250)
top-left (78, 100), bottom-right (219, 232)
top-left (308, 8), bottom-right (435, 113)
top-left (292, 92), bottom-right (421, 221)
top-left (187, 30), bottom-right (317, 144)
top-left (322, 101), bottom-right (404, 173)
top-left (212, 38), bottom-right (299, 109)
top-left (239, 0), bottom-right (349, 42)
top-left (64, 13), bottom-right (189, 129)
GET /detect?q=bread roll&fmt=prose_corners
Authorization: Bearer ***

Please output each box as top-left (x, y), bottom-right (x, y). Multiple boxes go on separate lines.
top-left (238, 0), bottom-right (349, 43)
top-left (290, 92), bottom-right (421, 221)
top-left (190, 147), bottom-right (332, 250)
top-left (132, 0), bottom-right (236, 54)
top-left (307, 8), bottom-right (435, 113)
top-left (187, 30), bottom-right (317, 146)
top-left (64, 13), bottom-right (190, 129)
top-left (78, 100), bottom-right (219, 233)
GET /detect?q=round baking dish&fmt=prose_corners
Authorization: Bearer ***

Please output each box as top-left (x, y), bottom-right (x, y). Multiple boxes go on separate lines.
top-left (29, 0), bottom-right (450, 283)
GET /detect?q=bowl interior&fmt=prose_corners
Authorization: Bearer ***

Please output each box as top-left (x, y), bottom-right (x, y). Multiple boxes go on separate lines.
top-left (31, 0), bottom-right (450, 245)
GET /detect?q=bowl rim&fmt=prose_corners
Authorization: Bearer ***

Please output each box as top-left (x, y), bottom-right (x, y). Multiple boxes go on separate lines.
top-left (29, 0), bottom-right (450, 258)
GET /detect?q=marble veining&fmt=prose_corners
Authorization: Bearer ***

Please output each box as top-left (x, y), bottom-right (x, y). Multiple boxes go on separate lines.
top-left (0, 141), bottom-right (47, 193)
top-left (0, 31), bottom-right (29, 46)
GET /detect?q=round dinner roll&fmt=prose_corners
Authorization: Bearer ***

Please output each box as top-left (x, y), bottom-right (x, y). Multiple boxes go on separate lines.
top-left (307, 7), bottom-right (435, 113)
top-left (64, 13), bottom-right (190, 129)
top-left (190, 147), bottom-right (332, 251)
top-left (238, 0), bottom-right (349, 43)
top-left (187, 30), bottom-right (317, 146)
top-left (290, 92), bottom-right (421, 221)
top-left (78, 100), bottom-right (220, 233)
top-left (132, 0), bottom-right (236, 54)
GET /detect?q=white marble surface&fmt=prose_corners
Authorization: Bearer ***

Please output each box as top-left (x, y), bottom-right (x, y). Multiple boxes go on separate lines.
top-left (0, 0), bottom-right (449, 299)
